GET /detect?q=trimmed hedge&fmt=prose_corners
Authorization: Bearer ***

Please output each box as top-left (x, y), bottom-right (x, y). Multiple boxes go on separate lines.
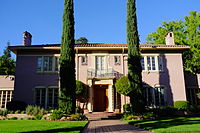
top-left (174, 101), bottom-right (189, 111)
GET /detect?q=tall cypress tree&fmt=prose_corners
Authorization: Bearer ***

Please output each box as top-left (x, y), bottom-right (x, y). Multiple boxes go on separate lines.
top-left (127, 0), bottom-right (144, 113)
top-left (59, 0), bottom-right (76, 114)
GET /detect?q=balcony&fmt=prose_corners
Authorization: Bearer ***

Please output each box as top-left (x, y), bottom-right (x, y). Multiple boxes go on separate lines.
top-left (87, 68), bottom-right (117, 79)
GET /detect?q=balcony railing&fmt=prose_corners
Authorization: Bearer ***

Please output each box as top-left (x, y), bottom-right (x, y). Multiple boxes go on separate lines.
top-left (87, 68), bottom-right (116, 79)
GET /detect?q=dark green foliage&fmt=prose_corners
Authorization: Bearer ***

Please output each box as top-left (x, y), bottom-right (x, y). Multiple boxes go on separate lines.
top-left (115, 76), bottom-right (130, 95)
top-left (50, 109), bottom-right (64, 120)
top-left (197, 93), bottom-right (200, 99)
top-left (25, 105), bottom-right (45, 116)
top-left (174, 101), bottom-right (189, 111)
top-left (123, 104), bottom-right (132, 113)
top-left (59, 0), bottom-right (76, 114)
top-left (149, 106), bottom-right (177, 117)
top-left (76, 80), bottom-right (88, 101)
top-left (6, 100), bottom-right (27, 111)
top-left (0, 110), bottom-right (8, 116)
top-left (127, 0), bottom-right (144, 113)
top-left (75, 37), bottom-right (88, 44)
top-left (146, 11), bottom-right (200, 74)
top-left (69, 114), bottom-right (87, 121)
top-left (0, 42), bottom-right (15, 75)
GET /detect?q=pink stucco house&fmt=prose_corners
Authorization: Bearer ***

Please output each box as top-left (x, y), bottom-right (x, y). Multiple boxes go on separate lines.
top-left (8, 31), bottom-right (200, 112)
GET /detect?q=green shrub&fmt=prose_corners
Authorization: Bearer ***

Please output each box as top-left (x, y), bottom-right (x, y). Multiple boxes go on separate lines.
top-left (0, 110), bottom-right (8, 116)
top-left (69, 113), bottom-right (86, 121)
top-left (50, 109), bottom-right (64, 120)
top-left (142, 112), bottom-right (155, 119)
top-left (174, 101), bottom-right (189, 111)
top-left (123, 113), bottom-right (136, 120)
top-left (26, 105), bottom-right (45, 116)
top-left (197, 93), bottom-right (200, 99)
top-left (115, 76), bottom-right (130, 95)
top-left (15, 110), bottom-right (21, 114)
top-left (34, 114), bottom-right (43, 120)
top-left (123, 104), bottom-right (132, 113)
top-left (6, 100), bottom-right (27, 111)
top-left (10, 117), bottom-right (18, 120)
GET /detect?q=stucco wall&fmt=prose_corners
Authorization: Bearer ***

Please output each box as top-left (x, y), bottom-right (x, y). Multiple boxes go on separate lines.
top-left (14, 55), bottom-right (59, 104)
top-left (0, 75), bottom-right (14, 89)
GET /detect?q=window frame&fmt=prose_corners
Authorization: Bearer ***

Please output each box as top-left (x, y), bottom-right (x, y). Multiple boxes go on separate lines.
top-left (141, 55), bottom-right (163, 72)
top-left (36, 56), bottom-right (59, 73)
top-left (35, 87), bottom-right (59, 109)
top-left (114, 56), bottom-right (121, 65)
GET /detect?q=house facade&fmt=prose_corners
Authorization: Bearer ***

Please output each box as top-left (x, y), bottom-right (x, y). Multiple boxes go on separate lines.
top-left (9, 31), bottom-right (199, 112)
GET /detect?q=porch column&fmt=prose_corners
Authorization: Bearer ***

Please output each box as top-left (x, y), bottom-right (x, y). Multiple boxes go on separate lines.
top-left (87, 80), bottom-right (93, 112)
top-left (108, 84), bottom-right (114, 112)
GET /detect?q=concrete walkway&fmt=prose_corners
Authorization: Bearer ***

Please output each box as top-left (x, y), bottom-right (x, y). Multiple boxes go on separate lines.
top-left (82, 120), bottom-right (153, 133)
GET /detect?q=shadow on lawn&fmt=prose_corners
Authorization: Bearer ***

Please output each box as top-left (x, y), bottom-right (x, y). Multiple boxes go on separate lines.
top-left (21, 126), bottom-right (83, 133)
top-left (128, 117), bottom-right (200, 130)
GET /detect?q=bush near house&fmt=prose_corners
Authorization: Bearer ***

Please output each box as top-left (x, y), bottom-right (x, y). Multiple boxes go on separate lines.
top-left (174, 101), bottom-right (189, 111)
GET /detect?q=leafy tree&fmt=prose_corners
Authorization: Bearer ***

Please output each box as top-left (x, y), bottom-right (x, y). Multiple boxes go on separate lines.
top-left (0, 42), bottom-right (15, 75)
top-left (59, 0), bottom-right (76, 114)
top-left (146, 11), bottom-right (200, 74)
top-left (115, 76), bottom-right (129, 96)
top-left (127, 0), bottom-right (144, 113)
top-left (76, 80), bottom-right (89, 109)
top-left (75, 37), bottom-right (88, 44)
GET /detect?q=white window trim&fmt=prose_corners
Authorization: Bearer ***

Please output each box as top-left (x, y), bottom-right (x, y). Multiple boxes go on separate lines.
top-left (142, 55), bottom-right (163, 72)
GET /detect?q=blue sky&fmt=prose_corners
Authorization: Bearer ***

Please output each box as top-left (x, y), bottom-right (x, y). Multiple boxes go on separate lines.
top-left (0, 0), bottom-right (199, 57)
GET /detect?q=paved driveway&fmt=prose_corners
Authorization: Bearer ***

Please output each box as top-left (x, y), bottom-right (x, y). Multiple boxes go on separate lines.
top-left (82, 120), bottom-right (153, 133)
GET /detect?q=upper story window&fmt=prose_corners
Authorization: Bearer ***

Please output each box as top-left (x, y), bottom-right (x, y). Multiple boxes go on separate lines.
top-left (141, 55), bottom-right (163, 72)
top-left (96, 56), bottom-right (105, 71)
top-left (140, 57), bottom-right (145, 70)
top-left (37, 56), bottom-right (59, 72)
top-left (81, 56), bottom-right (87, 65)
top-left (147, 56), bottom-right (156, 71)
top-left (114, 56), bottom-right (121, 65)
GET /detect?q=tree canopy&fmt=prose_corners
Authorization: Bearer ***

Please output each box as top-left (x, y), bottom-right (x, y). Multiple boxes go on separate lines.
top-left (127, 0), bottom-right (144, 113)
top-left (75, 37), bottom-right (88, 44)
top-left (115, 76), bottom-right (130, 96)
top-left (59, 0), bottom-right (76, 114)
top-left (0, 42), bottom-right (15, 75)
top-left (146, 11), bottom-right (200, 74)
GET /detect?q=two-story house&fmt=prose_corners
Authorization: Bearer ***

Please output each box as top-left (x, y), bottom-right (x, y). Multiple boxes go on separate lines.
top-left (9, 31), bottom-right (198, 112)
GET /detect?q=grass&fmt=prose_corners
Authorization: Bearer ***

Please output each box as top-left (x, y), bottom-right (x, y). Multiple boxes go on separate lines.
top-left (0, 120), bottom-right (87, 133)
top-left (126, 117), bottom-right (200, 133)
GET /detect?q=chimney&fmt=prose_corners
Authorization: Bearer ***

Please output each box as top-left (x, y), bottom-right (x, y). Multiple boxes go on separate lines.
top-left (23, 31), bottom-right (32, 46)
top-left (165, 32), bottom-right (175, 45)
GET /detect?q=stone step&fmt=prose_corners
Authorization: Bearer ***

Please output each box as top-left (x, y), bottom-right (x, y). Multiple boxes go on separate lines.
top-left (85, 112), bottom-right (123, 121)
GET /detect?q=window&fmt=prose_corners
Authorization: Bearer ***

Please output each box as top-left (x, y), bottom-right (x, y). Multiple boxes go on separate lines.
top-left (81, 56), bottom-right (87, 65)
top-left (55, 57), bottom-right (59, 71)
top-left (147, 56), bottom-right (156, 70)
top-left (36, 56), bottom-right (59, 72)
top-left (43, 56), bottom-right (53, 72)
top-left (140, 57), bottom-right (145, 70)
top-left (114, 56), bottom-right (121, 65)
top-left (141, 55), bottom-right (163, 71)
top-left (143, 87), bottom-right (165, 107)
top-left (186, 88), bottom-right (200, 105)
top-left (0, 90), bottom-right (13, 109)
top-left (96, 56), bottom-right (105, 70)
top-left (35, 88), bottom-right (58, 109)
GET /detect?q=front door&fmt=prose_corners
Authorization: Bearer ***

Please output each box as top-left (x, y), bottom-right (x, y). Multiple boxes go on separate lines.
top-left (93, 85), bottom-right (108, 112)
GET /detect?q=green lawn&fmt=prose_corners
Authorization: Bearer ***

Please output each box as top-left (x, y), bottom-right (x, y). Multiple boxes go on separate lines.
top-left (126, 117), bottom-right (200, 133)
top-left (0, 120), bottom-right (87, 133)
